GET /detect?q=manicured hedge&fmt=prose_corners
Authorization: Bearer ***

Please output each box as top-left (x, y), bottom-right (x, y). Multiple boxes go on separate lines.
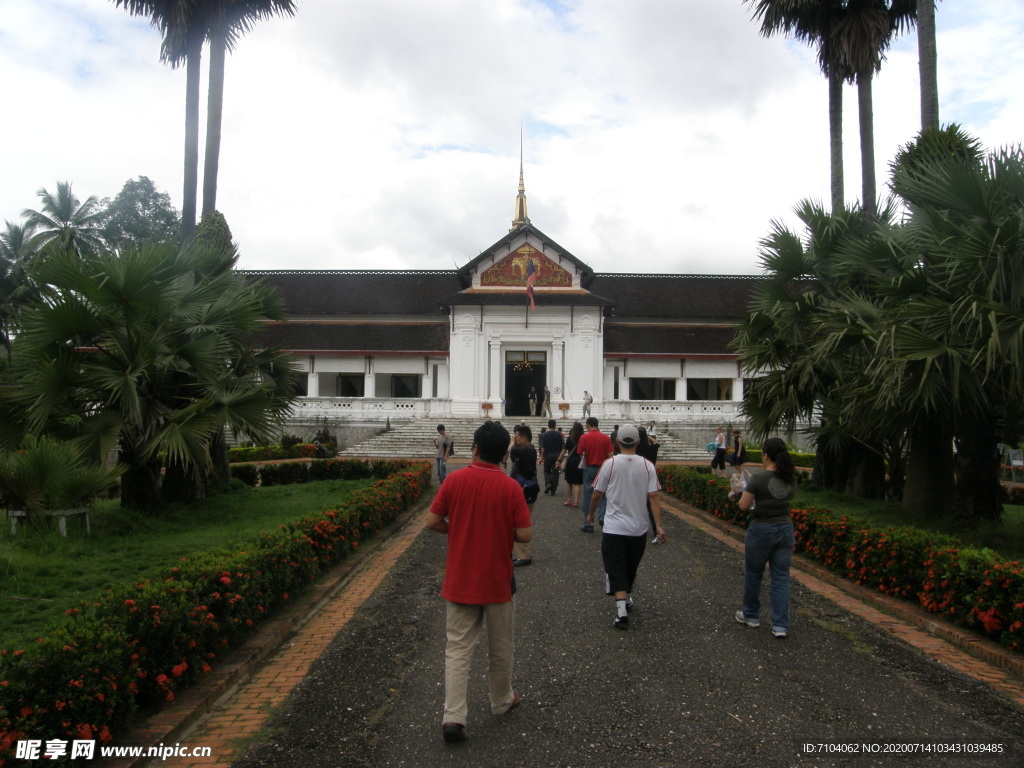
top-left (226, 443), bottom-right (321, 463)
top-left (0, 460), bottom-right (431, 764)
top-left (231, 458), bottom-right (416, 488)
top-left (657, 466), bottom-right (1024, 655)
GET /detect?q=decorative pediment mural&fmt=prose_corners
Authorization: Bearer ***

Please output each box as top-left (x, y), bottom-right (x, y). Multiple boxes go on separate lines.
top-left (480, 244), bottom-right (572, 288)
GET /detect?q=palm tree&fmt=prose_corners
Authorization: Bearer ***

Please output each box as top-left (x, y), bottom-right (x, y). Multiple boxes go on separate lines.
top-left (15, 240), bottom-right (299, 510)
top-left (832, 0), bottom-right (917, 221)
top-left (746, 0), bottom-right (849, 213)
top-left (746, 1), bottom-right (916, 218)
top-left (113, 0), bottom-right (205, 241)
top-left (21, 182), bottom-right (105, 256)
top-left (0, 221), bottom-right (38, 367)
top-left (866, 143), bottom-right (1024, 522)
top-left (202, 0), bottom-right (296, 217)
top-left (732, 199), bottom-right (904, 498)
top-left (917, 0), bottom-right (939, 130)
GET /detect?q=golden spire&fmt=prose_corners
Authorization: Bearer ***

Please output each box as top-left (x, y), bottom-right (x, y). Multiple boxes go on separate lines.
top-left (511, 128), bottom-right (530, 231)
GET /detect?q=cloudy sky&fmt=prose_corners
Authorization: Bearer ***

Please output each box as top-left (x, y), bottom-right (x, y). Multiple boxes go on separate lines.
top-left (2, 1), bottom-right (1022, 276)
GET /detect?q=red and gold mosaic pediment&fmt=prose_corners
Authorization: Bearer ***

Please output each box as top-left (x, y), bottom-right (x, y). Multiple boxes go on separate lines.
top-left (480, 245), bottom-right (572, 288)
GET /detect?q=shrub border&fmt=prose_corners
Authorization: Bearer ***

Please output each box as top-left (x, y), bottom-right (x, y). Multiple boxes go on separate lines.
top-left (0, 459), bottom-right (432, 765)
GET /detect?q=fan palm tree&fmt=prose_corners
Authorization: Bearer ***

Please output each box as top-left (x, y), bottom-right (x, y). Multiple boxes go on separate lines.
top-left (202, 0), bottom-right (296, 217)
top-left (731, 199), bottom-right (903, 498)
top-left (14, 240), bottom-right (299, 510)
top-left (864, 144), bottom-right (1024, 522)
top-left (21, 182), bottom-right (105, 256)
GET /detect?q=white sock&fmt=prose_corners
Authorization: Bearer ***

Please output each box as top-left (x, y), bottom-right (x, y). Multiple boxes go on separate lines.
top-left (616, 599), bottom-right (628, 618)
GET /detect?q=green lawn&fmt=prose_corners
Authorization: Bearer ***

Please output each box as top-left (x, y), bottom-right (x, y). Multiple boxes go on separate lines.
top-left (796, 486), bottom-right (1024, 561)
top-left (0, 479), bottom-right (378, 650)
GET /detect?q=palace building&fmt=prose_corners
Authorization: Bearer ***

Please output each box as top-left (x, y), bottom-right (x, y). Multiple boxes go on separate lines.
top-left (248, 168), bottom-right (761, 429)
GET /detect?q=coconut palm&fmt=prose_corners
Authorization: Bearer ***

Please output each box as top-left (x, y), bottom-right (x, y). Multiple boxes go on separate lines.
top-left (21, 182), bottom-right (105, 256)
top-left (746, 0), bottom-right (849, 212)
top-left (917, 0), bottom-right (939, 130)
top-left (746, 1), bottom-right (916, 218)
top-left (202, 0), bottom-right (296, 217)
top-left (14, 240), bottom-right (299, 510)
top-left (0, 221), bottom-right (38, 366)
top-left (113, 0), bottom-right (205, 241)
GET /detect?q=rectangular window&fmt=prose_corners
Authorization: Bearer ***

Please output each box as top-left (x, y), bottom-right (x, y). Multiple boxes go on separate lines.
top-left (629, 378), bottom-right (676, 400)
top-left (294, 377), bottom-right (308, 397)
top-left (392, 375), bottom-right (420, 398)
top-left (686, 378), bottom-right (732, 400)
top-left (338, 374), bottom-right (364, 397)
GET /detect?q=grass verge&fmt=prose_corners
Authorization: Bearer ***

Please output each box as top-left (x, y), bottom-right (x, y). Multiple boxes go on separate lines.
top-left (0, 478), bottom-right (378, 650)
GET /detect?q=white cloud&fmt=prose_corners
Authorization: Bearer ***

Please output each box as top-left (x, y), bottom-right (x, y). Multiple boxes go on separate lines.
top-left (2, 0), bottom-right (1022, 277)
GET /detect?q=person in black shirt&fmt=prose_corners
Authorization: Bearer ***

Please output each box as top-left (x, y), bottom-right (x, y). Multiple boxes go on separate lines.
top-left (510, 425), bottom-right (539, 566)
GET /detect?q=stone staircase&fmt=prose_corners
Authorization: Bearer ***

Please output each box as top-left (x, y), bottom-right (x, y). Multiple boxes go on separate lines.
top-left (336, 418), bottom-right (711, 461)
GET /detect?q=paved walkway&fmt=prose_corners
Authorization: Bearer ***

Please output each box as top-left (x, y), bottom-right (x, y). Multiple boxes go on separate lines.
top-left (107, 466), bottom-right (1024, 767)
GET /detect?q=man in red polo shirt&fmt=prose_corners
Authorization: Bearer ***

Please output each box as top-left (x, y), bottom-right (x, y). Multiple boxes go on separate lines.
top-left (426, 420), bottom-right (533, 744)
top-left (576, 416), bottom-right (614, 532)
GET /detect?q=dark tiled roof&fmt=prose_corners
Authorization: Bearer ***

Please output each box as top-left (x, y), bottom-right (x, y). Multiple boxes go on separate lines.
top-left (603, 324), bottom-right (738, 357)
top-left (243, 271), bottom-right (459, 316)
top-left (253, 322), bottom-right (450, 353)
top-left (590, 274), bottom-right (762, 320)
top-left (242, 270), bottom-right (762, 321)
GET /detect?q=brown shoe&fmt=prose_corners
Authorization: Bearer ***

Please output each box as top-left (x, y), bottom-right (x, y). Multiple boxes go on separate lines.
top-left (442, 722), bottom-right (467, 743)
top-left (508, 691), bottom-right (521, 711)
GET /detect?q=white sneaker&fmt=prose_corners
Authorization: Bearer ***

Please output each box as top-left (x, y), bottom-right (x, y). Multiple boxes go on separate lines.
top-left (734, 610), bottom-right (760, 628)
top-left (651, 535), bottom-right (661, 544)
top-left (772, 627), bottom-right (788, 639)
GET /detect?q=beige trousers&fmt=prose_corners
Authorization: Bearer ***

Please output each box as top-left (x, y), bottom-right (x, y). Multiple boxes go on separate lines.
top-left (443, 600), bottom-right (517, 725)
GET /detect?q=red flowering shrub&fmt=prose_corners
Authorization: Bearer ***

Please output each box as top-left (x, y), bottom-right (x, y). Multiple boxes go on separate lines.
top-left (657, 466), bottom-right (1024, 655)
top-left (0, 460), bottom-right (431, 765)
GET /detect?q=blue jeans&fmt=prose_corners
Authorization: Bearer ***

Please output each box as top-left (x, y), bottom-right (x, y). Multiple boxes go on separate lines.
top-left (436, 457), bottom-right (448, 484)
top-left (581, 464), bottom-right (606, 525)
top-left (741, 521), bottom-right (795, 630)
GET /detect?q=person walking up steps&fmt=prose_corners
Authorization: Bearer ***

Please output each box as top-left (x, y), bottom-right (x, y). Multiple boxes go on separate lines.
top-left (434, 424), bottom-right (453, 484)
top-left (426, 421), bottom-right (533, 743)
top-left (581, 390), bottom-right (593, 419)
top-left (586, 424), bottom-right (665, 629)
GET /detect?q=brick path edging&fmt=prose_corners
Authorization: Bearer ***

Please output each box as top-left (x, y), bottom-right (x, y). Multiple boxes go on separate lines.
top-left (98, 491), bottom-right (438, 768)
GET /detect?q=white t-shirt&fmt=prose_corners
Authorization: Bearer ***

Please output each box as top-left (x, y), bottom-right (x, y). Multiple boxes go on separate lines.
top-left (593, 453), bottom-right (661, 537)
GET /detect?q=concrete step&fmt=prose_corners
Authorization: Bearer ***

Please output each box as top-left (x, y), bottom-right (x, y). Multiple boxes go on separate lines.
top-left (337, 418), bottom-right (712, 461)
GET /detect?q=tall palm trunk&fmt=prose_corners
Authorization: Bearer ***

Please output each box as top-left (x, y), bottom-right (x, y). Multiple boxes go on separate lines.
top-left (857, 72), bottom-right (877, 223)
top-left (203, 24), bottom-right (227, 217)
top-left (918, 0), bottom-right (939, 130)
top-left (828, 70), bottom-right (844, 212)
top-left (902, 417), bottom-right (954, 517)
top-left (953, 416), bottom-right (1004, 523)
top-left (181, 34), bottom-right (203, 243)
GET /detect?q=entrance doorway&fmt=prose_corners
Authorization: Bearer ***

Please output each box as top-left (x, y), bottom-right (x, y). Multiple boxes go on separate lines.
top-left (504, 351), bottom-right (547, 416)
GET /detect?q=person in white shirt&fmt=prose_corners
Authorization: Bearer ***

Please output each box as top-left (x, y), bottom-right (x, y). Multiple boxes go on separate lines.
top-left (586, 424), bottom-right (666, 630)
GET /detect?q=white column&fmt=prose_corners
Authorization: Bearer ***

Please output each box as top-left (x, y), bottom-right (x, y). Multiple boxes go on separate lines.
top-left (307, 372), bottom-right (319, 397)
top-left (488, 340), bottom-right (502, 402)
top-left (551, 340), bottom-right (564, 397)
top-left (364, 356), bottom-right (375, 398)
top-left (733, 377), bottom-right (744, 402)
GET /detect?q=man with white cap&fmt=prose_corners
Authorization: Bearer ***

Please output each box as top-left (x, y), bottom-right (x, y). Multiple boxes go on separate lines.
top-left (586, 423), bottom-right (666, 629)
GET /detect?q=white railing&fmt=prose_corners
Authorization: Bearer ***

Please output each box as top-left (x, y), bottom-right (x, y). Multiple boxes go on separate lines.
top-left (602, 400), bottom-right (741, 421)
top-left (291, 397), bottom-right (453, 420)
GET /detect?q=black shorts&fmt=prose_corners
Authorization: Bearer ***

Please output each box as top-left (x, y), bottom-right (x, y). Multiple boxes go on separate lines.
top-left (601, 532), bottom-right (648, 595)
